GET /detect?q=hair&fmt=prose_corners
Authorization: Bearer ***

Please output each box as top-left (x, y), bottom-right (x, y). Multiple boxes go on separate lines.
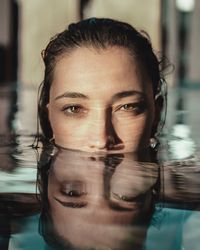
top-left (38, 17), bottom-right (166, 142)
top-left (36, 148), bottom-right (74, 250)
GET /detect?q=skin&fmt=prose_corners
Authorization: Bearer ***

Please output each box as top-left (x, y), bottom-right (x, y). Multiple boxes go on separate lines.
top-left (47, 46), bottom-right (156, 153)
top-left (47, 149), bottom-right (157, 249)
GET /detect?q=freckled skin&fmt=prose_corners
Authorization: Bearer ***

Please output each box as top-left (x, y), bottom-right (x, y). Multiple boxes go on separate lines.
top-left (47, 46), bottom-right (155, 153)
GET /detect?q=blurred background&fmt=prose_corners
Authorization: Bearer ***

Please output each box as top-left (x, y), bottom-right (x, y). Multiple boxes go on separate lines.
top-left (0, 0), bottom-right (200, 152)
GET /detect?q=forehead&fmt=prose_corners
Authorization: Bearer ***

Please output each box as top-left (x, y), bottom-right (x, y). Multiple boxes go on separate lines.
top-left (51, 46), bottom-right (151, 97)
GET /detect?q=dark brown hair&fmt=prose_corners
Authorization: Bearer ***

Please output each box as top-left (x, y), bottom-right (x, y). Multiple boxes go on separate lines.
top-left (38, 17), bottom-right (165, 141)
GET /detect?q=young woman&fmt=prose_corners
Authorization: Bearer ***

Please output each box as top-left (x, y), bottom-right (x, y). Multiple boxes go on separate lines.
top-left (38, 17), bottom-right (166, 153)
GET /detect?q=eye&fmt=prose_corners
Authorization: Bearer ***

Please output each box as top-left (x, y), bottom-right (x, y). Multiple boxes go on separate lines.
top-left (111, 192), bottom-right (145, 202)
top-left (61, 189), bottom-right (86, 197)
top-left (118, 102), bottom-right (146, 114)
top-left (61, 105), bottom-right (87, 116)
top-left (120, 103), bottom-right (136, 111)
top-left (60, 181), bottom-right (87, 197)
top-left (63, 105), bottom-right (82, 113)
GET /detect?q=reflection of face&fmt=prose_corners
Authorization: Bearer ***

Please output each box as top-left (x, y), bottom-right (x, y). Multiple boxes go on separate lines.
top-left (47, 46), bottom-right (155, 153)
top-left (47, 149), bottom-right (158, 249)
top-left (110, 155), bottom-right (158, 206)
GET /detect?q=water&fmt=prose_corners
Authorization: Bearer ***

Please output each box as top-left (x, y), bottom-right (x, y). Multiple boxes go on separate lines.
top-left (1, 85), bottom-right (200, 250)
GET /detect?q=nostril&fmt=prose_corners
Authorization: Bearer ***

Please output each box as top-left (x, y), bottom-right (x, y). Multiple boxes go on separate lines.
top-left (89, 139), bottom-right (107, 150)
top-left (88, 131), bottom-right (124, 151)
top-left (106, 135), bottom-right (115, 149)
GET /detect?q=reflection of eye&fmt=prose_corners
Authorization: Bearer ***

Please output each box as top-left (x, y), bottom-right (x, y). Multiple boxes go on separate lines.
top-left (60, 181), bottom-right (87, 197)
top-left (61, 190), bottom-right (85, 197)
top-left (61, 105), bottom-right (87, 116)
top-left (111, 192), bottom-right (146, 202)
top-left (109, 191), bottom-right (145, 211)
top-left (54, 197), bottom-right (87, 208)
top-left (117, 102), bottom-right (146, 115)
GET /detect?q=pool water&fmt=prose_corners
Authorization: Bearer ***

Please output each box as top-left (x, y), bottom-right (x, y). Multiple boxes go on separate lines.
top-left (1, 85), bottom-right (200, 250)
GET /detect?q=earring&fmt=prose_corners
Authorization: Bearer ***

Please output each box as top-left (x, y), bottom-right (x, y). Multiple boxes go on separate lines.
top-left (150, 137), bottom-right (158, 149)
top-left (152, 188), bottom-right (158, 196)
top-left (49, 137), bottom-right (55, 147)
top-left (49, 146), bottom-right (57, 156)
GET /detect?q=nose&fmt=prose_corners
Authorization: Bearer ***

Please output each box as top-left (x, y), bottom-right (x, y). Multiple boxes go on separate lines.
top-left (88, 107), bottom-right (122, 151)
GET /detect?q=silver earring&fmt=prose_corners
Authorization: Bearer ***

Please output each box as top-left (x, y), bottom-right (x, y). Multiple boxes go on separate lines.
top-left (49, 137), bottom-right (55, 144)
top-left (150, 137), bottom-right (158, 149)
top-left (152, 188), bottom-right (158, 196)
top-left (49, 146), bottom-right (57, 156)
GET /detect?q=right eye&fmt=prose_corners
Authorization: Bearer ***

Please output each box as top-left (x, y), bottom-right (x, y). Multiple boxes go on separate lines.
top-left (61, 189), bottom-right (86, 197)
top-left (60, 181), bottom-right (87, 197)
top-left (61, 105), bottom-right (87, 116)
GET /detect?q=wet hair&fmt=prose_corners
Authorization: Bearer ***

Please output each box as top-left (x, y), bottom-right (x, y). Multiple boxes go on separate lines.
top-left (38, 17), bottom-right (166, 141)
top-left (37, 148), bottom-right (74, 250)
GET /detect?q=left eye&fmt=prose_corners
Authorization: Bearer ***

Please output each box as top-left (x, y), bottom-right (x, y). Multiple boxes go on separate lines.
top-left (61, 189), bottom-right (86, 197)
top-left (60, 181), bottom-right (87, 197)
top-left (120, 103), bottom-right (136, 111)
top-left (119, 102), bottom-right (146, 113)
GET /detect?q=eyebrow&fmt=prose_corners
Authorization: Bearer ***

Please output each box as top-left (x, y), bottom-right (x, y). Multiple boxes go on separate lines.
top-left (54, 90), bottom-right (145, 102)
top-left (54, 197), bottom-right (87, 208)
top-left (111, 91), bottom-right (145, 102)
top-left (108, 201), bottom-right (137, 211)
top-left (55, 92), bottom-right (89, 100)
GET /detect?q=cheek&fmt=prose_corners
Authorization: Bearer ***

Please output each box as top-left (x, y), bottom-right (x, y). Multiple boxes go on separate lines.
top-left (114, 113), bottom-right (153, 143)
top-left (48, 106), bottom-right (91, 141)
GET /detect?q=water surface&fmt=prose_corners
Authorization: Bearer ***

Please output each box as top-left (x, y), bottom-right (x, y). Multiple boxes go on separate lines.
top-left (1, 85), bottom-right (200, 250)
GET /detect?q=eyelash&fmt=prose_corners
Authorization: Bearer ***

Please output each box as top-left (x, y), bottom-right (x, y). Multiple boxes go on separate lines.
top-left (61, 102), bottom-right (146, 116)
top-left (117, 102), bottom-right (146, 114)
top-left (60, 189), bottom-right (86, 197)
top-left (61, 105), bottom-right (87, 117)
top-left (111, 192), bottom-right (146, 202)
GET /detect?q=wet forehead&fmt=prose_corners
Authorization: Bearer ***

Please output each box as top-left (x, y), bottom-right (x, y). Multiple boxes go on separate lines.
top-left (50, 46), bottom-right (151, 99)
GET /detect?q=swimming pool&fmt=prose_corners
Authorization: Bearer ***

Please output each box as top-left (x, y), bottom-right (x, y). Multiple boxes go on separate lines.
top-left (1, 84), bottom-right (200, 250)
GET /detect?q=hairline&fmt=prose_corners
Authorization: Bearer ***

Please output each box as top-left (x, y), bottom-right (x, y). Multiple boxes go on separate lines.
top-left (49, 44), bottom-right (152, 92)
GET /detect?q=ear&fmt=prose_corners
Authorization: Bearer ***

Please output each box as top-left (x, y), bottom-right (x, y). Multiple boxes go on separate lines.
top-left (151, 95), bottom-right (164, 138)
top-left (46, 103), bottom-right (50, 118)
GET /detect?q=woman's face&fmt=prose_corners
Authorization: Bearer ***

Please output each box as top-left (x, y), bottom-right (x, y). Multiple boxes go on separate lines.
top-left (47, 46), bottom-right (155, 153)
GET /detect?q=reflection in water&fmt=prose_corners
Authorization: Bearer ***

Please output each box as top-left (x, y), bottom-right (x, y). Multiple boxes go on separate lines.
top-left (37, 147), bottom-right (159, 250)
top-left (1, 83), bottom-right (200, 249)
top-left (160, 162), bottom-right (200, 205)
top-left (168, 124), bottom-right (195, 160)
top-left (1, 142), bottom-right (200, 249)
